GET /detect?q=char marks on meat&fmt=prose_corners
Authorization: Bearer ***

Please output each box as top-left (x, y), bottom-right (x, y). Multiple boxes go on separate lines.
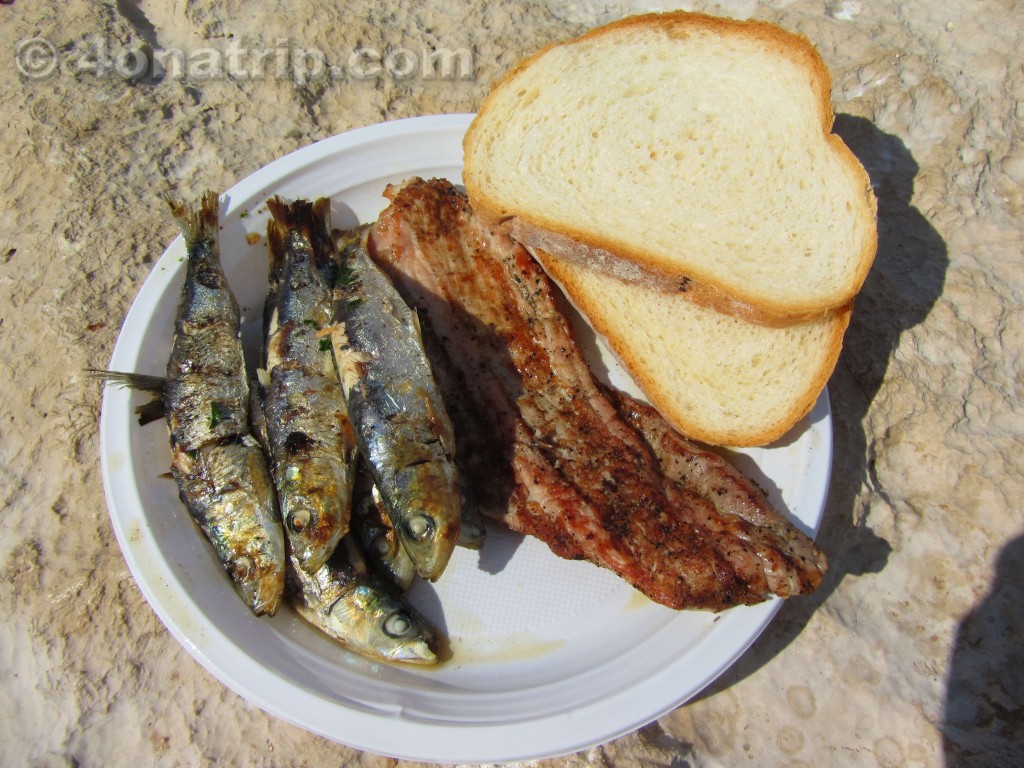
top-left (603, 387), bottom-right (828, 599)
top-left (368, 178), bottom-right (827, 611)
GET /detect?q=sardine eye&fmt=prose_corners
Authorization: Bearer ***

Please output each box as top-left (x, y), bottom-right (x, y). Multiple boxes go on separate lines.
top-left (372, 535), bottom-right (392, 557)
top-left (230, 556), bottom-right (253, 581)
top-left (383, 610), bottom-right (413, 638)
top-left (289, 508), bottom-right (311, 532)
top-left (405, 514), bottom-right (435, 542)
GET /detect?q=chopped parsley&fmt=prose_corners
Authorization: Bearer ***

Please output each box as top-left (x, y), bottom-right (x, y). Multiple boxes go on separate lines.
top-left (209, 401), bottom-right (224, 429)
top-left (335, 264), bottom-right (357, 287)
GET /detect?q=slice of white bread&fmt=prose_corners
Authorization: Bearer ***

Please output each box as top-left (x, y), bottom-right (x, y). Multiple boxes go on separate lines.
top-left (533, 246), bottom-right (850, 446)
top-left (464, 12), bottom-right (877, 325)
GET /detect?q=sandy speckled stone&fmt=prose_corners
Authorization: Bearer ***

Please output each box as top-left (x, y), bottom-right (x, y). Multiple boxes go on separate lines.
top-left (0, 1), bottom-right (1021, 766)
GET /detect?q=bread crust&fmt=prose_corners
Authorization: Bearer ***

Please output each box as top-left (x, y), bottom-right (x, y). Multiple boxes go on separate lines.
top-left (464, 11), bottom-right (878, 325)
top-left (532, 246), bottom-right (852, 446)
top-left (488, 211), bottom-right (846, 328)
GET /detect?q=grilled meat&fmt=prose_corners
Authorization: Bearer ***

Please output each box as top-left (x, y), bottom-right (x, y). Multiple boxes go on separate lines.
top-left (366, 177), bottom-right (828, 611)
top-left (604, 387), bottom-right (828, 598)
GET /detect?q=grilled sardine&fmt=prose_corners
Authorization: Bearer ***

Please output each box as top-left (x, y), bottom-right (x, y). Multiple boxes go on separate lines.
top-left (330, 233), bottom-right (461, 582)
top-left (96, 192), bottom-right (286, 615)
top-left (260, 197), bottom-right (357, 573)
top-left (287, 538), bottom-right (437, 665)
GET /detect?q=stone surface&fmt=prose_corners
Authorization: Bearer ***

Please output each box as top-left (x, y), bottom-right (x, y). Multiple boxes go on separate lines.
top-left (1, 0), bottom-right (1021, 766)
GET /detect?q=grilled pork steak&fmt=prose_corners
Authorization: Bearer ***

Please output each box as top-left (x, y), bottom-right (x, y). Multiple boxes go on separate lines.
top-left (368, 178), bottom-right (827, 611)
top-left (602, 387), bottom-right (828, 599)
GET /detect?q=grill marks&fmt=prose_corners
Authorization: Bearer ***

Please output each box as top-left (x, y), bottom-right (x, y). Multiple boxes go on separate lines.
top-left (368, 178), bottom-right (827, 611)
top-left (607, 389), bottom-right (828, 598)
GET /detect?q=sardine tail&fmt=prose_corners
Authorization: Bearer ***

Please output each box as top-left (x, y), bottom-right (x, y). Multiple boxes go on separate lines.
top-left (197, 190), bottom-right (220, 236)
top-left (166, 191), bottom-right (219, 248)
top-left (311, 198), bottom-right (333, 239)
top-left (266, 195), bottom-right (316, 282)
top-left (265, 195), bottom-right (315, 233)
top-left (86, 368), bottom-right (166, 392)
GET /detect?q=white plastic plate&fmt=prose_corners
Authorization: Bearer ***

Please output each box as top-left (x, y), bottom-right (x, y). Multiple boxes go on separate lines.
top-left (99, 114), bottom-right (832, 764)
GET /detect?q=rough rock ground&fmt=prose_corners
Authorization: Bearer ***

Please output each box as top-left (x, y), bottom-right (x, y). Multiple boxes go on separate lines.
top-left (1, 1), bottom-right (1021, 766)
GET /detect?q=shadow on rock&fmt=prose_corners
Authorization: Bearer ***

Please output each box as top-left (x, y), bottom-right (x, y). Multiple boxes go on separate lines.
top-left (693, 113), bottom-right (949, 702)
top-left (941, 533), bottom-right (1024, 766)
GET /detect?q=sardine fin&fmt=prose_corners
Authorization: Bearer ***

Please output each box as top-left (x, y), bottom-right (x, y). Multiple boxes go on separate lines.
top-left (134, 399), bottom-right (167, 426)
top-left (165, 191), bottom-right (219, 248)
top-left (410, 307), bottom-right (423, 339)
top-left (332, 227), bottom-right (362, 253)
top-left (342, 535), bottom-right (371, 579)
top-left (248, 379), bottom-right (273, 460)
top-left (85, 369), bottom-right (167, 425)
top-left (309, 197), bottom-right (337, 277)
top-left (266, 219), bottom-right (288, 287)
top-left (266, 196), bottom-right (315, 234)
top-left (266, 195), bottom-right (319, 288)
top-left (329, 324), bottom-right (369, 398)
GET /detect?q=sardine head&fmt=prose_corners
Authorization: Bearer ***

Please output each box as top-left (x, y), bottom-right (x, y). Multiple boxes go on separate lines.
top-left (363, 524), bottom-right (398, 560)
top-left (283, 490), bottom-right (347, 574)
top-left (396, 505), bottom-right (460, 582)
top-left (379, 608), bottom-right (438, 665)
top-left (323, 586), bottom-right (438, 666)
top-left (230, 554), bottom-right (285, 616)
